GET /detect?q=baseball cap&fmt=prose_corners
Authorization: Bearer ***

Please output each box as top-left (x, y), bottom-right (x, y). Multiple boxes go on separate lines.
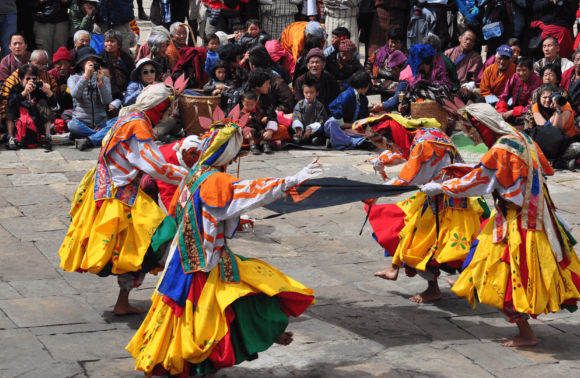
top-left (496, 45), bottom-right (513, 58)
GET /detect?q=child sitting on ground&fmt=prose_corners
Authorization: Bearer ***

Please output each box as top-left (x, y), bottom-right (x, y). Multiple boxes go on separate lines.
top-left (241, 90), bottom-right (269, 154)
top-left (239, 19), bottom-right (270, 52)
top-left (203, 60), bottom-right (235, 110)
top-left (205, 33), bottom-right (221, 75)
top-left (292, 78), bottom-right (328, 145)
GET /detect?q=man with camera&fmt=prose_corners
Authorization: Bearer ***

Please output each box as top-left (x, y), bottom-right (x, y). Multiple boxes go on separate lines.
top-left (5, 63), bottom-right (56, 150)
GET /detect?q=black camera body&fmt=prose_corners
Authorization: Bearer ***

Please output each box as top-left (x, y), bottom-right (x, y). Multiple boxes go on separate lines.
top-left (34, 80), bottom-right (44, 90)
top-left (551, 92), bottom-right (568, 107)
top-left (94, 63), bottom-right (101, 71)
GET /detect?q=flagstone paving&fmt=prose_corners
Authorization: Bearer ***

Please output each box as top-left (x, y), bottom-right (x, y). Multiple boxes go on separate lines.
top-left (1, 141), bottom-right (580, 378)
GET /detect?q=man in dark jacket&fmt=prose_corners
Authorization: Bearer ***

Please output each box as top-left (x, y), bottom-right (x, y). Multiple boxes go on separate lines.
top-left (5, 63), bottom-right (56, 150)
top-left (31, 0), bottom-right (71, 61)
top-left (97, 0), bottom-right (135, 55)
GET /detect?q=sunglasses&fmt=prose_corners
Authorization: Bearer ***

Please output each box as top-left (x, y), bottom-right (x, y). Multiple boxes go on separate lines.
top-left (141, 69), bottom-right (156, 75)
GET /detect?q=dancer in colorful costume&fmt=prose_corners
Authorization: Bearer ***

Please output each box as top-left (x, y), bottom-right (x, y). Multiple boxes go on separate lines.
top-left (360, 113), bottom-right (487, 303)
top-left (126, 106), bottom-right (323, 377)
top-left (422, 103), bottom-right (580, 346)
top-left (59, 81), bottom-right (190, 315)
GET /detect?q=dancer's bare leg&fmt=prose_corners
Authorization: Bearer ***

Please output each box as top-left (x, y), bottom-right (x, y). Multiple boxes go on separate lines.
top-left (275, 331), bottom-right (294, 346)
top-left (500, 320), bottom-right (538, 347)
top-left (114, 289), bottom-right (147, 315)
top-left (410, 279), bottom-right (442, 303)
top-left (446, 277), bottom-right (457, 286)
top-left (374, 263), bottom-right (400, 280)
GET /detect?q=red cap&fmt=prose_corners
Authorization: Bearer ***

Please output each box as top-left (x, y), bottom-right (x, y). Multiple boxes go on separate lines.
top-left (53, 46), bottom-right (72, 63)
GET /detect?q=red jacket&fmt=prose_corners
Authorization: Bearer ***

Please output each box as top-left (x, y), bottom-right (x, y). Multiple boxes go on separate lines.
top-left (202, 0), bottom-right (248, 11)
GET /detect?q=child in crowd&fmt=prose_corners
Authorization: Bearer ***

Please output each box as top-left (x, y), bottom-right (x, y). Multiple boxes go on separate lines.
top-left (241, 90), bottom-right (269, 154)
top-left (240, 19), bottom-right (270, 52)
top-left (232, 23), bottom-right (246, 45)
top-left (205, 33), bottom-right (221, 75)
top-left (292, 78), bottom-right (328, 145)
top-left (203, 60), bottom-right (235, 110)
top-left (324, 27), bottom-right (351, 57)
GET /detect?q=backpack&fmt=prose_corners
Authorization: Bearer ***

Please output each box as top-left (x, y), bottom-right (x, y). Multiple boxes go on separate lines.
top-left (14, 101), bottom-right (42, 149)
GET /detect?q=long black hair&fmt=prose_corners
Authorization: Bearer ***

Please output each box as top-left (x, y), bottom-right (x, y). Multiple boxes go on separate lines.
top-left (209, 60), bottom-right (231, 82)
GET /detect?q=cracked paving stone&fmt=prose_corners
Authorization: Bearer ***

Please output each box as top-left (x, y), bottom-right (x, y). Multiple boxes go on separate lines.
top-left (9, 172), bottom-right (68, 187)
top-left (9, 278), bottom-right (78, 298)
top-left (0, 206), bottom-right (23, 219)
top-left (228, 237), bottom-right (298, 258)
top-left (281, 266), bottom-right (343, 288)
top-left (2, 185), bottom-right (66, 206)
top-left (0, 242), bottom-right (60, 281)
top-left (449, 342), bottom-right (536, 373)
top-left (81, 358), bottom-right (145, 378)
top-left (6, 362), bottom-right (85, 378)
top-left (0, 329), bottom-right (56, 376)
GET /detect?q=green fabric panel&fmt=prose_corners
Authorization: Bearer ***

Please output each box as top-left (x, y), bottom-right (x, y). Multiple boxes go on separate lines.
top-left (193, 294), bottom-right (288, 375)
top-left (477, 197), bottom-right (491, 220)
top-left (150, 216), bottom-right (177, 258)
top-left (561, 303), bottom-right (578, 313)
top-left (452, 134), bottom-right (489, 154)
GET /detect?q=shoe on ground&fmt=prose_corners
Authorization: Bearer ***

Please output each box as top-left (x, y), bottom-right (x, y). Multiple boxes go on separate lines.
top-left (250, 143), bottom-right (261, 155)
top-left (311, 137), bottom-right (325, 146)
top-left (6, 136), bottom-right (19, 150)
top-left (293, 135), bottom-right (302, 144)
top-left (325, 138), bottom-right (332, 149)
top-left (40, 134), bottom-right (53, 150)
top-left (262, 143), bottom-right (273, 154)
top-left (75, 137), bottom-right (93, 151)
top-left (138, 7), bottom-right (150, 20)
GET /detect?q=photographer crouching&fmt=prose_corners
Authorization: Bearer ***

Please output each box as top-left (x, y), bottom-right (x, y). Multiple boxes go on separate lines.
top-left (5, 64), bottom-right (56, 150)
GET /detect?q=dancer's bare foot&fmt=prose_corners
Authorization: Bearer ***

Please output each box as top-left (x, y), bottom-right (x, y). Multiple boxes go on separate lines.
top-left (114, 289), bottom-right (147, 315)
top-left (500, 320), bottom-right (538, 347)
top-left (446, 277), bottom-right (457, 287)
top-left (373, 264), bottom-right (400, 280)
top-left (275, 331), bottom-right (294, 346)
top-left (409, 280), bottom-right (441, 303)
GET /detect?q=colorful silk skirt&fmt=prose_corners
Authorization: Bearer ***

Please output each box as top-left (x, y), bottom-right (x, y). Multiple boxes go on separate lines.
top-left (453, 207), bottom-right (580, 319)
top-left (369, 191), bottom-right (488, 273)
top-left (59, 168), bottom-right (175, 276)
top-left (126, 255), bottom-right (315, 377)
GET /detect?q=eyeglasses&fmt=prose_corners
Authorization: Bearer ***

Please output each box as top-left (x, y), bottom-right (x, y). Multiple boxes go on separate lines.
top-left (24, 77), bottom-right (35, 81)
top-left (34, 64), bottom-right (48, 69)
top-left (142, 69), bottom-right (156, 75)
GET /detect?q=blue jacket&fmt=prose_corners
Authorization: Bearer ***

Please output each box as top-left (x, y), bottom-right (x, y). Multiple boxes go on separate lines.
top-left (99, 0), bottom-right (134, 25)
top-left (382, 81), bottom-right (408, 112)
top-left (123, 81), bottom-right (144, 106)
top-left (329, 85), bottom-right (369, 124)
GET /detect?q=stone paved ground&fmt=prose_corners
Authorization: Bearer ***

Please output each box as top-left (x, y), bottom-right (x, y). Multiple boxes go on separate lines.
top-left (2, 142), bottom-right (580, 378)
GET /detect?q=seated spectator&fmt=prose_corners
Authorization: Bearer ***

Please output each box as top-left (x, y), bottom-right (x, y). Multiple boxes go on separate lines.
top-left (292, 78), bottom-right (328, 145)
top-left (205, 33), bottom-right (221, 75)
top-left (265, 40), bottom-right (295, 77)
top-left (239, 19), bottom-right (270, 52)
top-left (532, 83), bottom-right (577, 137)
top-left (479, 45), bottom-right (516, 104)
top-left (560, 48), bottom-right (580, 116)
top-left (218, 43), bottom-right (248, 89)
top-left (203, 60), bottom-right (235, 109)
top-left (135, 26), bottom-right (171, 61)
top-left (5, 64), bottom-right (55, 150)
top-left (324, 71), bottom-right (372, 150)
top-left (497, 57), bottom-right (542, 125)
top-left (444, 30), bottom-right (483, 101)
top-left (171, 47), bottom-right (209, 90)
top-left (525, 65), bottom-right (568, 129)
top-left (68, 46), bottom-right (117, 151)
top-left (0, 33), bottom-right (31, 89)
top-left (248, 46), bottom-right (293, 113)
top-left (533, 37), bottom-right (573, 77)
top-left (232, 23), bottom-right (245, 44)
top-left (167, 22), bottom-right (189, 64)
top-left (326, 38), bottom-right (364, 88)
top-left (145, 33), bottom-right (176, 79)
top-left (139, 136), bottom-right (201, 209)
top-left (422, 33), bottom-right (460, 93)
top-left (324, 27), bottom-right (351, 58)
top-left (124, 58), bottom-right (163, 106)
top-left (370, 51), bottom-right (408, 113)
top-left (280, 20), bottom-right (327, 64)
top-left (31, 0), bottom-right (70, 60)
top-left (228, 69), bottom-right (288, 153)
top-left (295, 48), bottom-right (341, 113)
top-left (70, 0), bottom-right (101, 33)
top-left (49, 47), bottom-right (74, 116)
top-left (484, 38), bottom-right (520, 69)
top-left (69, 30), bottom-right (91, 65)
top-left (292, 35), bottom-right (325, 86)
top-left (100, 29), bottom-right (135, 93)
top-left (365, 27), bottom-right (406, 95)
top-left (399, 44), bottom-right (454, 116)
top-left (531, 0), bottom-right (577, 59)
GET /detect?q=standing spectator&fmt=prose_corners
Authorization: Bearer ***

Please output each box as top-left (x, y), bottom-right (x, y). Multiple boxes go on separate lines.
top-left (49, 47), bottom-right (74, 115)
top-left (68, 46), bottom-right (116, 150)
top-left (368, 0), bottom-right (408, 57)
top-left (323, 0), bottom-right (361, 50)
top-left (97, 0), bottom-right (134, 55)
top-left (166, 22), bottom-right (189, 64)
top-left (444, 30), bottom-right (483, 100)
top-left (0, 0), bottom-right (17, 59)
top-left (533, 37), bottom-right (573, 77)
top-left (421, 0), bottom-right (451, 51)
top-left (357, 0), bottom-right (374, 60)
top-left (203, 0), bottom-right (246, 35)
top-left (259, 0), bottom-right (297, 41)
top-left (70, 0), bottom-right (101, 33)
top-left (187, 0), bottom-right (199, 44)
top-left (70, 30), bottom-right (91, 64)
top-left (295, 48), bottom-right (341, 113)
top-left (16, 0), bottom-right (36, 52)
top-left (31, 0), bottom-right (70, 61)
top-left (532, 0), bottom-right (577, 60)
top-left (0, 33), bottom-right (32, 90)
top-left (99, 29), bottom-right (135, 93)
top-left (136, 0), bottom-right (149, 20)
top-left (159, 0), bottom-right (188, 30)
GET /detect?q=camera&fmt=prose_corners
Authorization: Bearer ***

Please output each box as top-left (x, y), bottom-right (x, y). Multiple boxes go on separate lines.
top-left (34, 80), bottom-right (44, 90)
top-left (94, 63), bottom-right (101, 71)
top-left (551, 92), bottom-right (567, 107)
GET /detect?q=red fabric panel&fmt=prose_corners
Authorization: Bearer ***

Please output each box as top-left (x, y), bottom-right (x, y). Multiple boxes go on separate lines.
top-left (367, 203), bottom-right (406, 256)
top-left (276, 291), bottom-right (315, 318)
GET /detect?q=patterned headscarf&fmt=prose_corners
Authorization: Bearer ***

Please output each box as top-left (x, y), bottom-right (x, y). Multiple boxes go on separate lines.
top-left (195, 124), bottom-right (244, 168)
top-left (339, 38), bottom-right (357, 53)
top-left (304, 21), bottom-right (327, 40)
top-left (408, 44), bottom-right (437, 76)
